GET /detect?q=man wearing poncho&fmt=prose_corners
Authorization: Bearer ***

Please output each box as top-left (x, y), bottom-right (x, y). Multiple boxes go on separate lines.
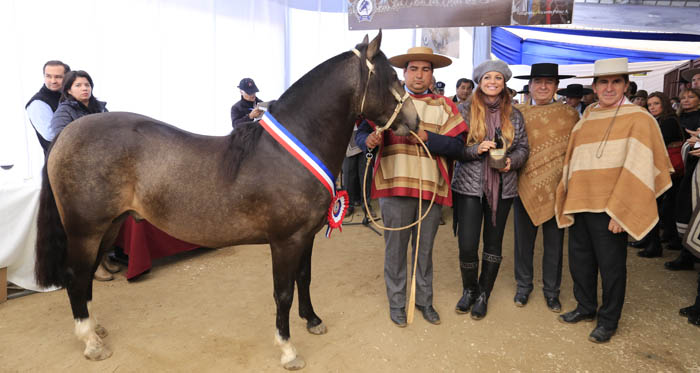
top-left (555, 58), bottom-right (673, 343)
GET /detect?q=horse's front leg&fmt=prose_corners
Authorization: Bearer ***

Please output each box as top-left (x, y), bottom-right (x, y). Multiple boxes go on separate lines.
top-left (296, 238), bottom-right (326, 335)
top-left (271, 238), bottom-right (306, 370)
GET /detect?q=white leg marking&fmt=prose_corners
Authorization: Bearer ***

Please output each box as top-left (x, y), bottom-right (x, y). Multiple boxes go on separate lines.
top-left (274, 331), bottom-right (297, 365)
top-left (75, 318), bottom-right (112, 360)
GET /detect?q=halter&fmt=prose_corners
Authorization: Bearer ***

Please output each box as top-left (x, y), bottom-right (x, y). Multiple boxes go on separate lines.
top-left (351, 48), bottom-right (410, 135)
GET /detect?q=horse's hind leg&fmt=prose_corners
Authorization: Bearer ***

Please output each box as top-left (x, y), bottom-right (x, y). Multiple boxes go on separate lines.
top-left (88, 220), bottom-right (125, 340)
top-left (271, 238), bottom-right (306, 370)
top-left (66, 235), bottom-right (112, 360)
top-left (296, 238), bottom-right (326, 335)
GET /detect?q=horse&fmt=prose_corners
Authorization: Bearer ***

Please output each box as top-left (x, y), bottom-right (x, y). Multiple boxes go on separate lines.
top-left (33, 31), bottom-right (418, 370)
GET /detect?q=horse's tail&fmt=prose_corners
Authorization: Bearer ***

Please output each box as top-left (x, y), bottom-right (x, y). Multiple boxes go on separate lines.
top-left (35, 162), bottom-right (68, 288)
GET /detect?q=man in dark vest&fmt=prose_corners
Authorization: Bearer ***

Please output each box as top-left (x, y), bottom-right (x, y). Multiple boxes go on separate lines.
top-left (25, 60), bottom-right (70, 153)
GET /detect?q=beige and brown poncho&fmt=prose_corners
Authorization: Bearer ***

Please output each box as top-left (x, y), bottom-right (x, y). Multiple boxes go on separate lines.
top-left (516, 102), bottom-right (579, 226)
top-left (555, 103), bottom-right (674, 241)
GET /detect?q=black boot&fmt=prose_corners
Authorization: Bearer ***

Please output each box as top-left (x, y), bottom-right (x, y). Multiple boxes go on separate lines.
top-left (455, 261), bottom-right (479, 314)
top-left (629, 235), bottom-right (650, 248)
top-left (471, 253), bottom-right (502, 320)
top-left (638, 225), bottom-right (662, 258)
top-left (664, 249), bottom-right (696, 271)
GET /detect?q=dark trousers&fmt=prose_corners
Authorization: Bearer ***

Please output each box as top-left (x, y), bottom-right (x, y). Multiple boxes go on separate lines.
top-left (568, 212), bottom-right (628, 329)
top-left (513, 197), bottom-right (564, 298)
top-left (342, 153), bottom-right (372, 206)
top-left (660, 176), bottom-right (681, 243)
top-left (455, 192), bottom-right (513, 263)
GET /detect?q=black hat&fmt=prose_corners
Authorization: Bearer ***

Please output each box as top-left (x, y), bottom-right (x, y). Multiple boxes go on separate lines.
top-left (514, 63), bottom-right (575, 80)
top-left (238, 78), bottom-right (259, 95)
top-left (632, 89), bottom-right (648, 99)
top-left (435, 81), bottom-right (445, 89)
top-left (517, 85), bottom-right (529, 94)
top-left (556, 84), bottom-right (593, 98)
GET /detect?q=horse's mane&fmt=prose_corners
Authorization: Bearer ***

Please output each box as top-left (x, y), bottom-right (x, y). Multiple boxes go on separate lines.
top-left (224, 111), bottom-right (266, 179)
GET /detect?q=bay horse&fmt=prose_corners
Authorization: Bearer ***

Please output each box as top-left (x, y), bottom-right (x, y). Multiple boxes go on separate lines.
top-left (34, 31), bottom-right (418, 370)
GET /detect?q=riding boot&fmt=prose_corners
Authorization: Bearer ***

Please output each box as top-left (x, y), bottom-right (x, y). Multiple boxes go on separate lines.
top-left (471, 253), bottom-right (502, 320)
top-left (665, 248), bottom-right (696, 271)
top-left (455, 261), bottom-right (479, 314)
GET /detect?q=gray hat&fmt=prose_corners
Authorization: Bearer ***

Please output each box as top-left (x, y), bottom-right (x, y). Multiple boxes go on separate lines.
top-left (473, 60), bottom-right (512, 84)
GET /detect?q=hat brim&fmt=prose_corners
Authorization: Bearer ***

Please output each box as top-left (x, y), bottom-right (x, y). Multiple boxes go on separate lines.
top-left (576, 69), bottom-right (652, 79)
top-left (513, 74), bottom-right (575, 80)
top-left (681, 68), bottom-right (700, 82)
top-left (388, 53), bottom-right (452, 69)
top-left (556, 88), bottom-right (593, 97)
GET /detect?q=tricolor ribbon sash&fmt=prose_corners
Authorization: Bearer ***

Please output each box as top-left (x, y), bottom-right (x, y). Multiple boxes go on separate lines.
top-left (259, 112), bottom-right (348, 237)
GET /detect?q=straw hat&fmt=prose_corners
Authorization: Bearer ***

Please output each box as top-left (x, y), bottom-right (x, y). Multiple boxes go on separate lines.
top-left (681, 68), bottom-right (700, 83)
top-left (577, 58), bottom-right (651, 79)
top-left (388, 47), bottom-right (452, 69)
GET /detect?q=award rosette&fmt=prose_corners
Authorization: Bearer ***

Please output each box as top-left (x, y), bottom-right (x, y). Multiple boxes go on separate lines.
top-left (325, 190), bottom-right (349, 238)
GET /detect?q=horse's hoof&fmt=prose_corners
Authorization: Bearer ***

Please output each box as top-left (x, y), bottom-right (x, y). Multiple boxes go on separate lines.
top-left (95, 324), bottom-right (108, 339)
top-left (283, 356), bottom-right (306, 370)
top-left (307, 322), bottom-right (327, 335)
top-left (84, 344), bottom-right (112, 361)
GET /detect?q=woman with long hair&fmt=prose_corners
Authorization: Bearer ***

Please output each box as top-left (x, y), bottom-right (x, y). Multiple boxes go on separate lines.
top-left (668, 88), bottom-right (700, 271)
top-left (49, 70), bottom-right (115, 281)
top-left (634, 92), bottom-right (685, 257)
top-left (452, 60), bottom-right (529, 319)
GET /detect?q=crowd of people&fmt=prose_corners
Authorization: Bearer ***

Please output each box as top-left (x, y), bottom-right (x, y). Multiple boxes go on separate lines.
top-left (341, 48), bottom-right (700, 343)
top-left (25, 49), bottom-right (700, 344)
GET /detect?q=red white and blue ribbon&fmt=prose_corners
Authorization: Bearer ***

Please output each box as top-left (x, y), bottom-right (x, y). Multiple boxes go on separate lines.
top-left (258, 112), bottom-right (348, 237)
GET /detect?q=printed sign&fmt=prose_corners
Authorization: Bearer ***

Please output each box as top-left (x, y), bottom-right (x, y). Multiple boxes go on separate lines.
top-left (348, 0), bottom-right (574, 30)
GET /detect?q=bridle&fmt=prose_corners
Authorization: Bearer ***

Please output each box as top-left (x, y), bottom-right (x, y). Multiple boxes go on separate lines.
top-left (351, 48), bottom-right (410, 134)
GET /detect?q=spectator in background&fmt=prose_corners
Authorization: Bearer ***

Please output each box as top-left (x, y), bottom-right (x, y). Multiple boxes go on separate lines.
top-left (625, 81), bottom-right (637, 100)
top-left (452, 78), bottom-right (474, 105)
top-left (557, 83), bottom-right (593, 116)
top-left (632, 89), bottom-right (648, 110)
top-left (678, 88), bottom-right (700, 133)
top-left (682, 68), bottom-right (700, 89)
top-left (231, 78), bottom-right (262, 129)
top-left (517, 85), bottom-right (530, 105)
top-left (435, 81), bottom-right (445, 95)
top-left (25, 60), bottom-right (70, 153)
top-left (671, 96), bottom-right (681, 112)
top-left (49, 70), bottom-right (114, 281)
top-left (582, 85), bottom-right (595, 106)
top-left (633, 92), bottom-right (685, 258)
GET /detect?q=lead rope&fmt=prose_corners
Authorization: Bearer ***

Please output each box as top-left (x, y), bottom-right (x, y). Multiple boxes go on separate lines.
top-left (351, 47), bottom-right (438, 324)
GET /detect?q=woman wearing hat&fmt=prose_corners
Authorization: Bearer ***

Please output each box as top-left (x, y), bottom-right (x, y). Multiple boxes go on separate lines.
top-left (555, 58), bottom-right (673, 343)
top-left (451, 59), bottom-right (529, 320)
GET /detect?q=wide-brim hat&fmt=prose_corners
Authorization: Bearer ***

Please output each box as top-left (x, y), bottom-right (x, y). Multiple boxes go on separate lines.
top-left (517, 84), bottom-right (529, 94)
top-left (514, 63), bottom-right (574, 80)
top-left (556, 84), bottom-right (593, 98)
top-left (681, 68), bottom-right (700, 83)
top-left (388, 47), bottom-right (452, 69)
top-left (577, 58), bottom-right (651, 78)
top-left (632, 89), bottom-right (649, 99)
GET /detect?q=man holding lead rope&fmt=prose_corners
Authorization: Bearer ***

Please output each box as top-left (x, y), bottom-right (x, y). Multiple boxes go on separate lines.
top-left (355, 47), bottom-right (468, 327)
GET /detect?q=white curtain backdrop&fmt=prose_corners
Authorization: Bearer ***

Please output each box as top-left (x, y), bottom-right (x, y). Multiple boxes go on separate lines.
top-left (0, 1), bottom-right (482, 184)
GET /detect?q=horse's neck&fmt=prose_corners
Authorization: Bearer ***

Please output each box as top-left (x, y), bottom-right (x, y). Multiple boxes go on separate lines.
top-left (270, 61), bottom-right (358, 176)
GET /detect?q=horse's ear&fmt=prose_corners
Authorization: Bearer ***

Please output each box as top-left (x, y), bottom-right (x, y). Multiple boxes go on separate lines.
top-left (367, 29), bottom-right (382, 61)
top-left (362, 34), bottom-right (369, 45)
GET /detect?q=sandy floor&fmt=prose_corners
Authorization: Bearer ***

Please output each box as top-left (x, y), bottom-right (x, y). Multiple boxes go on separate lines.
top-left (1, 208), bottom-right (699, 372)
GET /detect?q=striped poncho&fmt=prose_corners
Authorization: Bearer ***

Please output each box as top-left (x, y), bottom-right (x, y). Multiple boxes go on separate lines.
top-left (555, 103), bottom-right (674, 241)
top-left (371, 93), bottom-right (468, 206)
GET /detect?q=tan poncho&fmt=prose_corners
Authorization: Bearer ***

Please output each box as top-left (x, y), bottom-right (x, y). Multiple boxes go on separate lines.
top-left (516, 102), bottom-right (579, 226)
top-left (555, 103), bottom-right (673, 241)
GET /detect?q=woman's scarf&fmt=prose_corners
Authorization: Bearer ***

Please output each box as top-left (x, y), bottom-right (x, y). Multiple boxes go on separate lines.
top-left (483, 96), bottom-right (502, 226)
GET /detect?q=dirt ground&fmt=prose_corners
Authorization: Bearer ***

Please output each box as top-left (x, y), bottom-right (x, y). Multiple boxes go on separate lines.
top-left (1, 207), bottom-right (699, 372)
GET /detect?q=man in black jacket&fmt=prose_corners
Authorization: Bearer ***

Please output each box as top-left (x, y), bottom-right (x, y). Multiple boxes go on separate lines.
top-left (231, 78), bottom-right (262, 129)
